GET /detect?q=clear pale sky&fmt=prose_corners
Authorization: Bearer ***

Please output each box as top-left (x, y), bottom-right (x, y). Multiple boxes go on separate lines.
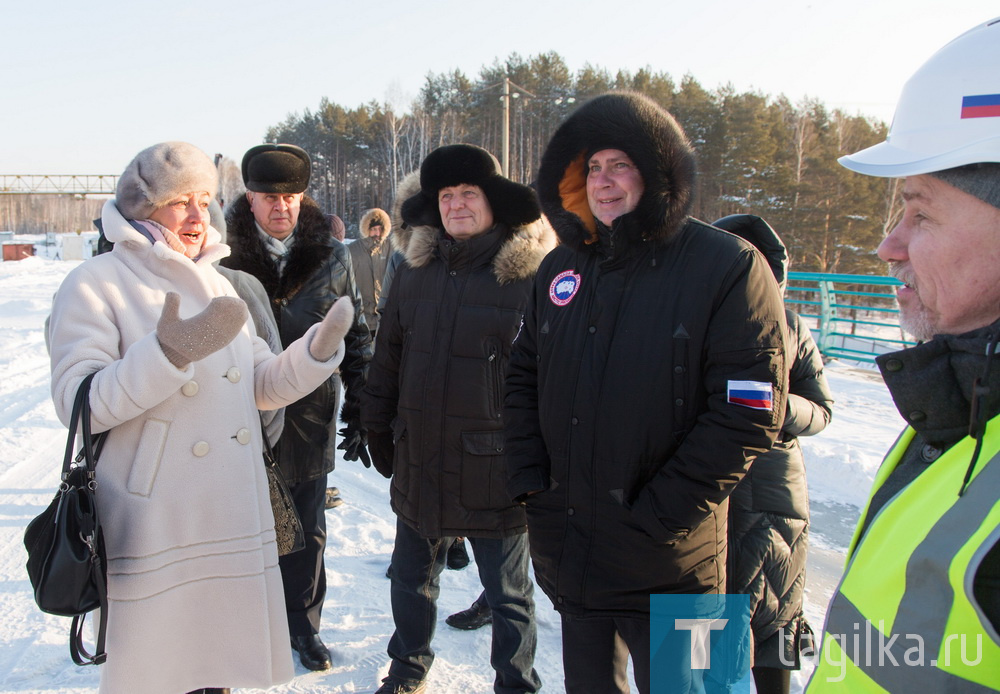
top-left (3, 0), bottom-right (997, 175)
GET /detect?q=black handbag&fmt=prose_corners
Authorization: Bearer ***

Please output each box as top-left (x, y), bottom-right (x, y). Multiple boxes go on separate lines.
top-left (261, 417), bottom-right (305, 556)
top-left (23, 372), bottom-right (108, 666)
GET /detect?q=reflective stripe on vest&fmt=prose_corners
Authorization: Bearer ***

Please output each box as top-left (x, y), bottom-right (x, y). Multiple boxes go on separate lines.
top-left (807, 420), bottom-right (1000, 692)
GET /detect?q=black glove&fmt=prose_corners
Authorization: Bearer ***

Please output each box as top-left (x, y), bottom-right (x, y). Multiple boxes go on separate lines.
top-left (337, 422), bottom-right (371, 467)
top-left (367, 429), bottom-right (394, 479)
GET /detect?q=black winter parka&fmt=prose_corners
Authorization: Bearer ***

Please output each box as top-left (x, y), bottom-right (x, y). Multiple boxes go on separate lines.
top-left (361, 172), bottom-right (555, 538)
top-left (222, 195), bottom-right (372, 485)
top-left (728, 309), bottom-right (833, 667)
top-left (504, 92), bottom-right (788, 617)
top-left (714, 213), bottom-right (834, 667)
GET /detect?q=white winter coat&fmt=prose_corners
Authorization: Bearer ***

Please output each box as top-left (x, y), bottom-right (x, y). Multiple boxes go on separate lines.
top-left (47, 200), bottom-right (345, 694)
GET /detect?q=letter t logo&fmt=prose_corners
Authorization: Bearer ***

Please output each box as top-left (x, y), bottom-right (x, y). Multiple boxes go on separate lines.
top-left (674, 618), bottom-right (729, 669)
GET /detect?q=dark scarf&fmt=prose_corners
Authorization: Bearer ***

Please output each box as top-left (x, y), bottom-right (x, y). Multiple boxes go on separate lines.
top-left (861, 319), bottom-right (1000, 535)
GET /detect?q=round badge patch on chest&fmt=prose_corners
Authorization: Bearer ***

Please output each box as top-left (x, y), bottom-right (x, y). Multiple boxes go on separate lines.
top-left (549, 270), bottom-right (581, 306)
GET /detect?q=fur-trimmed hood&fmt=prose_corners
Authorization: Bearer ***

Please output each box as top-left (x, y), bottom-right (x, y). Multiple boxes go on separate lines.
top-left (359, 207), bottom-right (391, 237)
top-left (221, 193), bottom-right (334, 299)
top-left (389, 170), bottom-right (556, 284)
top-left (536, 91), bottom-right (697, 251)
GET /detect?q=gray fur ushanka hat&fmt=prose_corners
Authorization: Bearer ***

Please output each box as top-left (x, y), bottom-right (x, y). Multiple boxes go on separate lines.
top-left (400, 144), bottom-right (541, 231)
top-left (116, 142), bottom-right (218, 220)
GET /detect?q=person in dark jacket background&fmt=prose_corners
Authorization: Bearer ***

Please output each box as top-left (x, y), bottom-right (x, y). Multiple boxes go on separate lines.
top-left (362, 144), bottom-right (555, 694)
top-left (504, 92), bottom-right (788, 693)
top-left (714, 214), bottom-right (834, 694)
top-left (221, 144), bottom-right (373, 672)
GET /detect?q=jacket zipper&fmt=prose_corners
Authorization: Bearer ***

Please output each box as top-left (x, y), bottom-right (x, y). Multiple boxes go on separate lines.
top-left (488, 343), bottom-right (502, 419)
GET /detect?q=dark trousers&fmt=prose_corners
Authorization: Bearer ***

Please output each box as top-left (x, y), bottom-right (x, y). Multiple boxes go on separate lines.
top-left (561, 613), bottom-right (650, 694)
top-left (387, 518), bottom-right (541, 693)
top-left (752, 666), bottom-right (790, 694)
top-left (278, 475), bottom-right (327, 637)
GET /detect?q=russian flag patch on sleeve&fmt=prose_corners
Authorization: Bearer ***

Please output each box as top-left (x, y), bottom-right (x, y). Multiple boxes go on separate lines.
top-left (727, 380), bottom-right (774, 411)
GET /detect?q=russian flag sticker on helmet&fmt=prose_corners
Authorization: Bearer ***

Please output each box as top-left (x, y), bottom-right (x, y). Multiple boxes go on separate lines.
top-left (840, 17), bottom-right (1000, 177)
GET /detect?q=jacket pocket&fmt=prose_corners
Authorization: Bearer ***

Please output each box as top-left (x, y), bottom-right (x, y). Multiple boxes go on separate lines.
top-left (127, 418), bottom-right (169, 497)
top-left (460, 430), bottom-right (506, 511)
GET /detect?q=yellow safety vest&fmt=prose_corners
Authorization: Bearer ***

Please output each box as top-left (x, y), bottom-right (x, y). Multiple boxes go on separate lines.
top-left (806, 419), bottom-right (1000, 692)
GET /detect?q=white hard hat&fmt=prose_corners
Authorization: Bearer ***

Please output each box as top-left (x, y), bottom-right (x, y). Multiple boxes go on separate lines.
top-left (840, 17), bottom-right (1000, 177)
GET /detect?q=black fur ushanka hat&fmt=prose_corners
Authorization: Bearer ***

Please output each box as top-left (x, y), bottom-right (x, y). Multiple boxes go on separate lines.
top-left (400, 144), bottom-right (541, 230)
top-left (241, 143), bottom-right (311, 194)
top-left (537, 91), bottom-right (697, 250)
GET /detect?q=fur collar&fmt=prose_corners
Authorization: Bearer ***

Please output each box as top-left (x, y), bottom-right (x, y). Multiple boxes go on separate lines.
top-left (390, 171), bottom-right (555, 284)
top-left (537, 91), bottom-right (697, 251)
top-left (221, 194), bottom-right (333, 299)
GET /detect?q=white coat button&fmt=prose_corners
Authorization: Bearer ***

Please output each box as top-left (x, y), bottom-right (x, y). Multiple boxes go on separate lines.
top-left (181, 381), bottom-right (199, 397)
top-left (193, 441), bottom-right (210, 457)
top-left (226, 367), bottom-right (241, 383)
top-left (236, 428), bottom-right (251, 445)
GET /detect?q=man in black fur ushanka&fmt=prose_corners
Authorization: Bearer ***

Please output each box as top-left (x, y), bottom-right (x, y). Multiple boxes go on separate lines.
top-left (503, 92), bottom-right (789, 692)
top-left (362, 145), bottom-right (555, 694)
top-left (221, 144), bottom-right (372, 672)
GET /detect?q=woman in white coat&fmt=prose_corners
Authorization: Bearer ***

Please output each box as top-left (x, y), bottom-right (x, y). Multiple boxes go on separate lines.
top-left (47, 142), bottom-right (354, 694)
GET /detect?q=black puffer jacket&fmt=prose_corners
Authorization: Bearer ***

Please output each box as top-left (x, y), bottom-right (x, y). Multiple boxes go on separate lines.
top-left (715, 214), bottom-right (833, 668)
top-left (362, 173), bottom-right (555, 538)
top-left (504, 92), bottom-right (789, 616)
top-left (727, 308), bottom-right (831, 667)
top-left (222, 194), bottom-right (372, 485)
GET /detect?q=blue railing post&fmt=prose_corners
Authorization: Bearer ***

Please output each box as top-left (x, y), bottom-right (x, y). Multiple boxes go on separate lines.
top-left (785, 272), bottom-right (916, 363)
top-left (817, 279), bottom-right (833, 355)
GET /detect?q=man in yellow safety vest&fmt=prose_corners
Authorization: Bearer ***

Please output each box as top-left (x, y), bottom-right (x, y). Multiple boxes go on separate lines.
top-left (807, 17), bottom-right (1000, 693)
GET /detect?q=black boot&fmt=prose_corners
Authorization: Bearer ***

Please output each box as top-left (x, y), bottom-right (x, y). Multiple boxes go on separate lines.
top-left (445, 591), bottom-right (492, 630)
top-left (290, 633), bottom-right (332, 671)
top-left (446, 537), bottom-right (470, 570)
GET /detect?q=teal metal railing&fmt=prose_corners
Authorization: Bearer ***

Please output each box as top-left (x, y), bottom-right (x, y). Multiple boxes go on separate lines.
top-left (785, 272), bottom-right (916, 363)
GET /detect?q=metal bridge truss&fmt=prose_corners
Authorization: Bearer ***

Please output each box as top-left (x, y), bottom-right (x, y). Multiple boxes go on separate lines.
top-left (0, 175), bottom-right (117, 195)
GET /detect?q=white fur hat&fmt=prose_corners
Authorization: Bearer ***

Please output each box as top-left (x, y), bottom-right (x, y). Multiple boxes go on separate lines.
top-left (116, 142), bottom-right (218, 220)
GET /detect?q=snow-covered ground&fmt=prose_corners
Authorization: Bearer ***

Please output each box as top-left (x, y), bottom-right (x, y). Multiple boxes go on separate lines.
top-left (0, 257), bottom-right (905, 693)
